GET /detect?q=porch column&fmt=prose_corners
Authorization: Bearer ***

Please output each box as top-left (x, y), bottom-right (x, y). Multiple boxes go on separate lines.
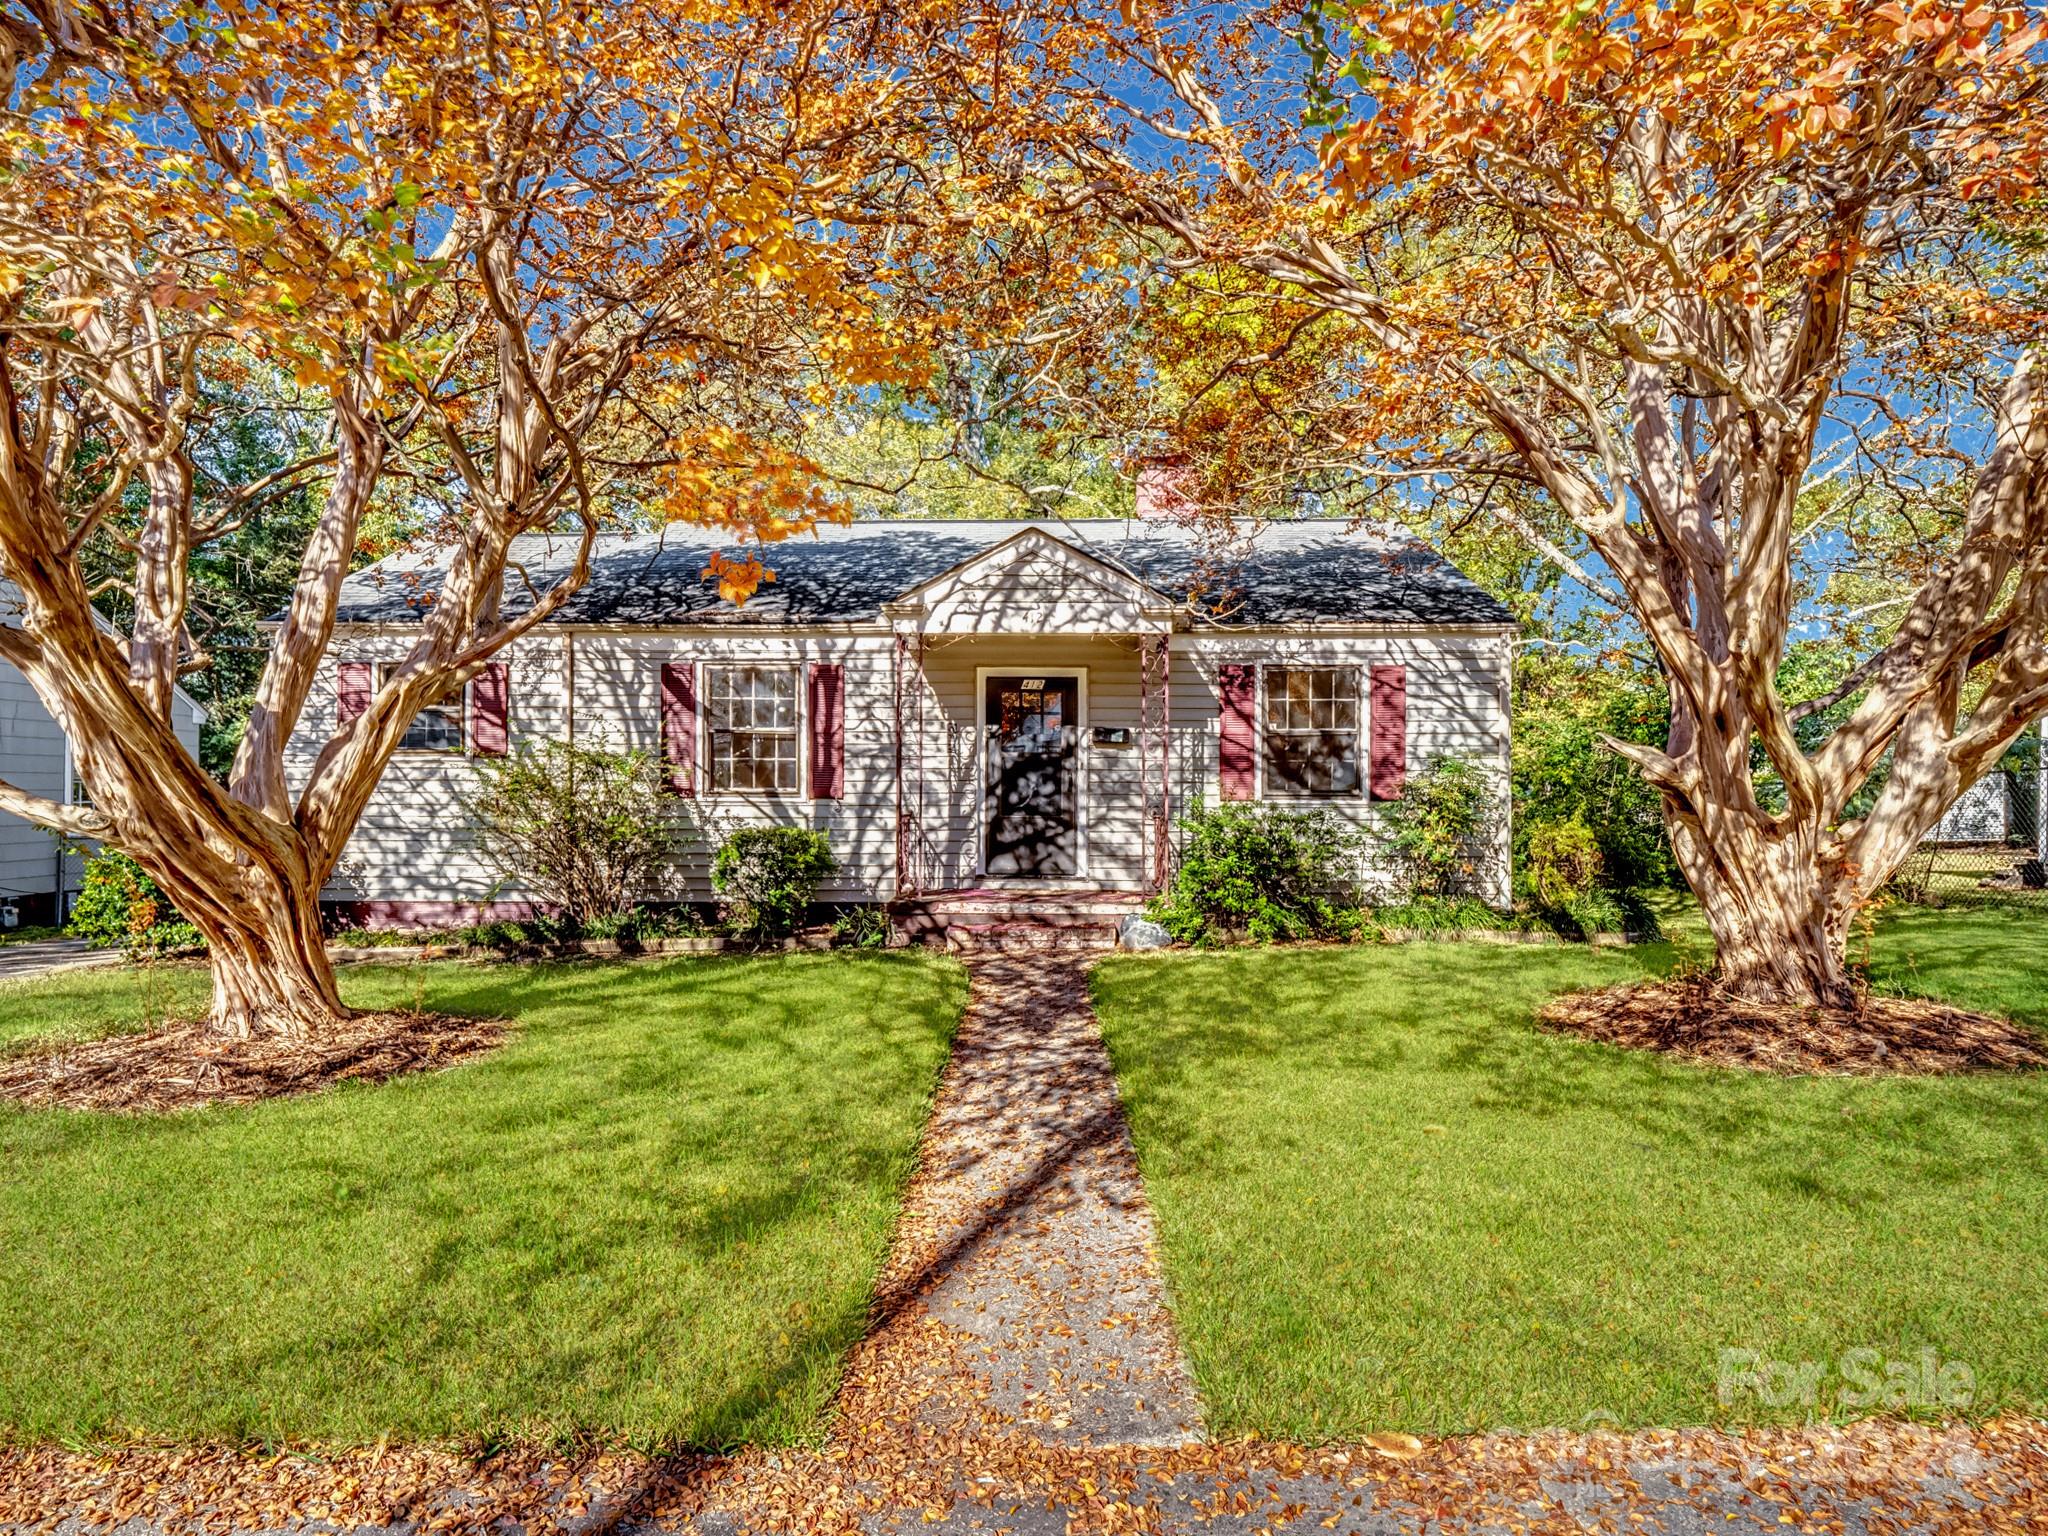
top-left (887, 616), bottom-right (931, 898)
top-left (892, 628), bottom-right (909, 898)
top-left (1141, 632), bottom-right (1173, 893)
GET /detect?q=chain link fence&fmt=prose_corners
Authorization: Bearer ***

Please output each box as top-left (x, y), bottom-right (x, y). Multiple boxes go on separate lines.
top-left (1890, 763), bottom-right (2047, 908)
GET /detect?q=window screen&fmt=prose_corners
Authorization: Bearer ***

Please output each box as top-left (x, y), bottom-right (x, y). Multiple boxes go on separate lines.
top-left (705, 664), bottom-right (801, 793)
top-left (1262, 666), bottom-right (1361, 798)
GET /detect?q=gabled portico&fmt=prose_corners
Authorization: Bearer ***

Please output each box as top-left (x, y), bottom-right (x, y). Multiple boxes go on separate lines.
top-left (881, 528), bottom-right (1179, 898)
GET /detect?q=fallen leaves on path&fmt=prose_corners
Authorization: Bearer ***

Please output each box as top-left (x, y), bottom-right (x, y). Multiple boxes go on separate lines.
top-left (4, 1419), bottom-right (2045, 1535)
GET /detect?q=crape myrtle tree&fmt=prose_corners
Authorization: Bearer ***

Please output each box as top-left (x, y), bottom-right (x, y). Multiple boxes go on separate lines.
top-left (0, 0), bottom-right (977, 1037)
top-left (1032, 0), bottom-right (2048, 1008)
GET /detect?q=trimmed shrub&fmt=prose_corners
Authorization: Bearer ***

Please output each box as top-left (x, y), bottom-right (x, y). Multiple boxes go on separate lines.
top-left (468, 739), bottom-right (681, 932)
top-left (1523, 816), bottom-right (1603, 906)
top-left (1148, 805), bottom-right (1358, 945)
top-left (66, 849), bottom-right (203, 955)
top-left (712, 827), bottom-right (836, 940)
top-left (1380, 756), bottom-right (1495, 898)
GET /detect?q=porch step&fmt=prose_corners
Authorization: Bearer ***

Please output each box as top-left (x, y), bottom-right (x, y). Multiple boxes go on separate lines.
top-left (889, 888), bottom-right (1147, 951)
top-left (934, 922), bottom-right (1121, 955)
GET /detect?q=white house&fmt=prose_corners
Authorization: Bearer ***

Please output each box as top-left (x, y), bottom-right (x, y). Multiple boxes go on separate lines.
top-left (1924, 721), bottom-right (2046, 857)
top-left (0, 582), bottom-right (206, 927)
top-left (284, 517), bottom-right (1517, 926)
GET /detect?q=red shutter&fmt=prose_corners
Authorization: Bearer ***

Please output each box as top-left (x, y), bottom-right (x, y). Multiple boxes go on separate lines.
top-left (660, 661), bottom-right (697, 797)
top-left (336, 661), bottom-right (373, 729)
top-left (1370, 664), bottom-right (1407, 800)
top-left (1217, 663), bottom-right (1258, 801)
top-left (808, 661), bottom-right (845, 800)
top-left (471, 662), bottom-right (510, 757)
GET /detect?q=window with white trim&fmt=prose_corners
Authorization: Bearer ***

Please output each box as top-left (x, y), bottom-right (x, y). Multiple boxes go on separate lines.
top-left (1262, 666), bottom-right (1361, 798)
top-left (705, 663), bottom-right (801, 793)
top-left (378, 663), bottom-right (466, 753)
top-left (65, 742), bottom-right (91, 809)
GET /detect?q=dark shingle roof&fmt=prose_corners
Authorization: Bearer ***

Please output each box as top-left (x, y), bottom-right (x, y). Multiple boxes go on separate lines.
top-left (324, 519), bottom-right (1513, 629)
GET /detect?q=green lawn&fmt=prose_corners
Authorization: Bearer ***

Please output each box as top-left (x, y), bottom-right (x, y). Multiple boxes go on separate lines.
top-left (0, 953), bottom-right (963, 1448)
top-left (1092, 907), bottom-right (2048, 1440)
top-left (0, 962), bottom-right (188, 1054)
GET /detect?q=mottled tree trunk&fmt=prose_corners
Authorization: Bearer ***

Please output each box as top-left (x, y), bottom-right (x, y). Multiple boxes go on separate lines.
top-left (198, 897), bottom-right (350, 1041)
top-left (1666, 816), bottom-right (1858, 1009)
top-left (89, 756), bottom-right (353, 1040)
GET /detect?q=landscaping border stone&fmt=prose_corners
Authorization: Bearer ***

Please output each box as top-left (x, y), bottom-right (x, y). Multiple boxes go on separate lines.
top-left (326, 933), bottom-right (848, 965)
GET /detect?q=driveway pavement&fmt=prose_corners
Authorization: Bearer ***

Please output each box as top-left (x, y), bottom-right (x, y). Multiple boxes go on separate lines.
top-left (0, 938), bottom-right (115, 986)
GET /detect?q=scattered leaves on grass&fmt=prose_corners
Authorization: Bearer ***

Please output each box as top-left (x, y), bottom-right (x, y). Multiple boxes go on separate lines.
top-left (0, 1010), bottom-right (507, 1112)
top-left (1539, 980), bottom-right (2048, 1076)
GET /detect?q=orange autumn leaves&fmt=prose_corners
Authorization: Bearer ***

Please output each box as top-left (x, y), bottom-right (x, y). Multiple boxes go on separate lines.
top-left (1320, 0), bottom-right (2047, 213)
top-left (4, 0), bottom-right (983, 600)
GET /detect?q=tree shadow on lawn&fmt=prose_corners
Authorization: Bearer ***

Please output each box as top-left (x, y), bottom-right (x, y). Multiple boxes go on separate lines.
top-left (365, 954), bottom-right (961, 1443)
top-left (1094, 942), bottom-right (2048, 1203)
top-left (1857, 910), bottom-right (2048, 1030)
top-left (1, 951), bottom-right (965, 1449)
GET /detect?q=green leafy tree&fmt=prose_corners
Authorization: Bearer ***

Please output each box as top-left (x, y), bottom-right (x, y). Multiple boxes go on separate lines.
top-left (1513, 653), bottom-right (1678, 891)
top-left (1524, 817), bottom-right (1603, 907)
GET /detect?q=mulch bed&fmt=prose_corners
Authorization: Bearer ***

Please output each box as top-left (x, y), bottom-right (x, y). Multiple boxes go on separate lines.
top-left (1540, 979), bottom-right (2048, 1076)
top-left (0, 1010), bottom-right (506, 1112)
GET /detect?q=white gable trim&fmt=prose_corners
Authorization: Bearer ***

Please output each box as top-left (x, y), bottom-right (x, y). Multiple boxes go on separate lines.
top-left (881, 526), bottom-right (1176, 635)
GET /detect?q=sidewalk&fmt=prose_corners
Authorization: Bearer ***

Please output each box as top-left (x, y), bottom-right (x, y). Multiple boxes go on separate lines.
top-left (0, 939), bottom-right (116, 987)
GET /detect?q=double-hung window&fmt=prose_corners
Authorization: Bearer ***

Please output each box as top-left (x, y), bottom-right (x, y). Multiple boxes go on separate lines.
top-left (378, 663), bottom-right (466, 753)
top-left (705, 663), bottom-right (801, 793)
top-left (1262, 666), bottom-right (1361, 798)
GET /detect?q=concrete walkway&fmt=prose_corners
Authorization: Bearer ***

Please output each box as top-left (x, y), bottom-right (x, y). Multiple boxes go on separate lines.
top-left (831, 948), bottom-right (1205, 1451)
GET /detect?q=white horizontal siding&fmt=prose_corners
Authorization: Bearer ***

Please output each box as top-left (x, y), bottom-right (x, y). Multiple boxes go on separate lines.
top-left (902, 634), bottom-right (1156, 889)
top-left (2, 580), bottom-right (206, 905)
top-left (915, 534), bottom-right (1164, 635)
top-left (0, 658), bottom-right (66, 902)
top-left (288, 624), bottom-right (1513, 911)
top-left (291, 631), bottom-right (898, 905)
top-left (1171, 633), bottom-right (1514, 904)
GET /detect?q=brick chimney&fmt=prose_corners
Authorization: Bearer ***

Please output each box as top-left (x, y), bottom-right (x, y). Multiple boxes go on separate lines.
top-left (1134, 456), bottom-right (1195, 520)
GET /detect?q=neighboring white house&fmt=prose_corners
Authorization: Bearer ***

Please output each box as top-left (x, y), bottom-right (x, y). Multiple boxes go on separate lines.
top-left (1924, 719), bottom-right (2046, 857)
top-left (283, 517), bottom-right (1518, 925)
top-left (1929, 774), bottom-right (2011, 844)
top-left (0, 581), bottom-right (206, 927)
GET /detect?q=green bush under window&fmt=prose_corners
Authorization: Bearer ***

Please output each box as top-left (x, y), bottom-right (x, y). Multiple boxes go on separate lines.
top-left (1147, 805), bottom-right (1362, 946)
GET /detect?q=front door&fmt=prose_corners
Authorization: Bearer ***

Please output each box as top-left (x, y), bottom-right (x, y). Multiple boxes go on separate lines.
top-left (983, 675), bottom-right (1080, 878)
